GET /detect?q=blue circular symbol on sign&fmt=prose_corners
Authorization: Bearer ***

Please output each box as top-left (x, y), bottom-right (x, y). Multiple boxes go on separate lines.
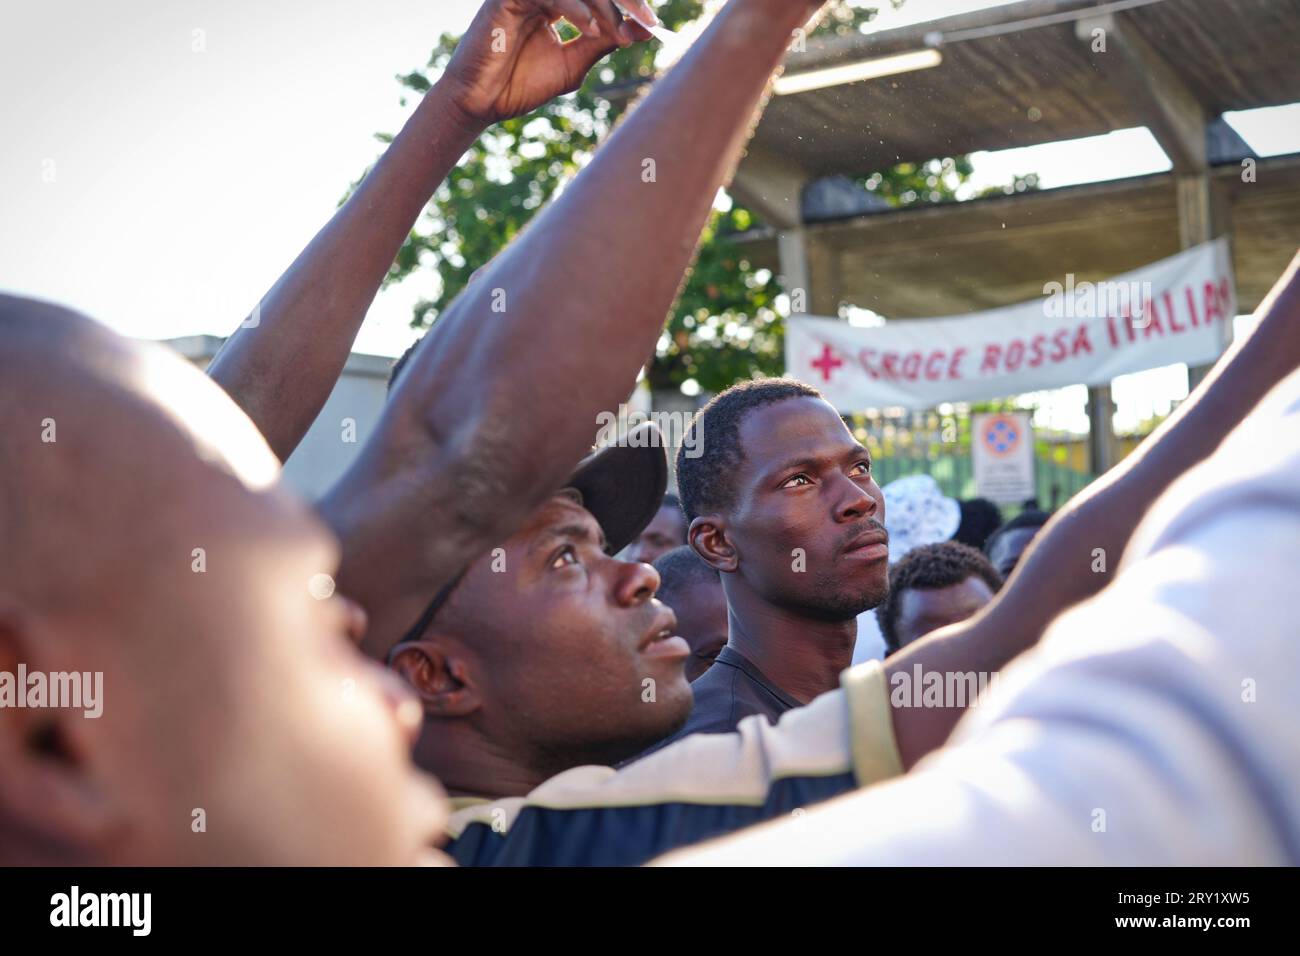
top-left (982, 416), bottom-right (1021, 456)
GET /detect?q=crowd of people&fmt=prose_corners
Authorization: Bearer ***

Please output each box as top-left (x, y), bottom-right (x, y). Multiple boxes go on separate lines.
top-left (2, 0), bottom-right (1298, 867)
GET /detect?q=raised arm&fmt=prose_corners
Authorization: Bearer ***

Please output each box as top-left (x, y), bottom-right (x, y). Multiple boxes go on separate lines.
top-left (207, 0), bottom-right (650, 461)
top-left (887, 249), bottom-right (1300, 768)
top-left (321, 0), bottom-right (828, 659)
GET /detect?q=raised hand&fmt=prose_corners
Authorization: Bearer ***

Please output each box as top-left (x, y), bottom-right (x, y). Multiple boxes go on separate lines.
top-left (440, 0), bottom-right (656, 126)
top-left (207, 0), bottom-right (657, 463)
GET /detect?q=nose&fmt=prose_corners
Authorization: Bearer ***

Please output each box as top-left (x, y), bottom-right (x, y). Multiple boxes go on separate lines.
top-left (613, 557), bottom-right (660, 607)
top-left (371, 663), bottom-right (424, 749)
top-left (832, 472), bottom-right (878, 523)
top-left (338, 595), bottom-right (368, 647)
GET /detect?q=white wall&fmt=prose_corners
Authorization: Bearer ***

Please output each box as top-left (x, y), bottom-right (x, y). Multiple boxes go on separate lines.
top-left (163, 335), bottom-right (392, 502)
top-left (282, 365), bottom-right (390, 501)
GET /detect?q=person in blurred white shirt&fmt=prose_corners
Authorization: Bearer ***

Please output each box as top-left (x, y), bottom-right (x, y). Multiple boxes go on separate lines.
top-left (659, 362), bottom-right (1300, 866)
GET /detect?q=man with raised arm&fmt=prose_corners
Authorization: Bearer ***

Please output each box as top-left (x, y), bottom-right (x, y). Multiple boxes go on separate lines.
top-left (295, 0), bottom-right (833, 661)
top-left (208, 0), bottom-right (655, 461)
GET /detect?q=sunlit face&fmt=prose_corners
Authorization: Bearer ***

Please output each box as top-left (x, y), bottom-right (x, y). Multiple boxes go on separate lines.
top-left (625, 504), bottom-right (687, 566)
top-left (442, 495), bottom-right (694, 771)
top-left (723, 397), bottom-right (890, 621)
top-left (77, 360), bottom-right (448, 865)
top-left (892, 575), bottom-right (996, 651)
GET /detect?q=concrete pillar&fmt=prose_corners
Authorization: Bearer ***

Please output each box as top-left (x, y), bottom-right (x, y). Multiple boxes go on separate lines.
top-left (1182, 176), bottom-right (1232, 390)
top-left (776, 228), bottom-right (812, 313)
top-left (1086, 384), bottom-right (1117, 475)
top-left (807, 238), bottom-right (842, 317)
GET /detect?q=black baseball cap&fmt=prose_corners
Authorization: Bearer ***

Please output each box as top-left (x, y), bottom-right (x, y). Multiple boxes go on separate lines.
top-left (394, 422), bottom-right (669, 646)
top-left (566, 421), bottom-right (669, 556)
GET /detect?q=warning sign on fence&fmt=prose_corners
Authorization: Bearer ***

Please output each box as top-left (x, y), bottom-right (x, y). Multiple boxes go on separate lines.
top-left (972, 412), bottom-right (1035, 504)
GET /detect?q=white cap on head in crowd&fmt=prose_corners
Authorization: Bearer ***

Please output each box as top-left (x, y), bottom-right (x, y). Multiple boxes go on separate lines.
top-left (881, 474), bottom-right (961, 564)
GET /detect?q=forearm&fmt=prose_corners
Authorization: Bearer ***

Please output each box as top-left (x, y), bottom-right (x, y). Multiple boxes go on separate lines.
top-left (388, 0), bottom-right (816, 558)
top-left (889, 250), bottom-right (1300, 767)
top-left (207, 82), bottom-right (485, 461)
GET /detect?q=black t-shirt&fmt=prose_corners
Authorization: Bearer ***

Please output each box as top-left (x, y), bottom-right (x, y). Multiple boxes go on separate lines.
top-left (635, 646), bottom-right (802, 760)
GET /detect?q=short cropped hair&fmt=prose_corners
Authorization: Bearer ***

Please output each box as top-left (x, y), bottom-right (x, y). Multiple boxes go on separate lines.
top-left (953, 497), bottom-right (1004, 551)
top-left (675, 378), bottom-right (823, 523)
top-left (652, 545), bottom-right (719, 606)
top-left (876, 541), bottom-right (1002, 652)
top-left (983, 508), bottom-right (1051, 558)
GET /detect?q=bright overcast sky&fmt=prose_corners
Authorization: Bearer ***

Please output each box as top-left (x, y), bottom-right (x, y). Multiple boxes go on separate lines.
top-left (2, 0), bottom-right (1297, 399)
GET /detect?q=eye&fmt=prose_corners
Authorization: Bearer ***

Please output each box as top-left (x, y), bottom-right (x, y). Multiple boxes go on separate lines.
top-left (780, 473), bottom-right (813, 489)
top-left (549, 545), bottom-right (580, 570)
top-left (849, 460), bottom-right (871, 477)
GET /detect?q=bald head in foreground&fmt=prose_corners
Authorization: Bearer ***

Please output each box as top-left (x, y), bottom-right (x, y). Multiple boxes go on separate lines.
top-left (0, 296), bottom-right (446, 865)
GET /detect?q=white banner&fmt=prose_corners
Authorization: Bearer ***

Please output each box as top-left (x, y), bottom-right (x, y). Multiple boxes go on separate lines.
top-left (785, 239), bottom-right (1236, 410)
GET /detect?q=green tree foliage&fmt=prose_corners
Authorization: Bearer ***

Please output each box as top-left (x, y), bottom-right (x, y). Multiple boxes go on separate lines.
top-left (377, 0), bottom-right (1029, 394)
top-left (855, 158), bottom-right (1037, 208)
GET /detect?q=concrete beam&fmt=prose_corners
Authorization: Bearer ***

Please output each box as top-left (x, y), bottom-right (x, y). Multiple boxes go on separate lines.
top-left (1076, 13), bottom-right (1208, 173)
top-left (730, 145), bottom-right (808, 231)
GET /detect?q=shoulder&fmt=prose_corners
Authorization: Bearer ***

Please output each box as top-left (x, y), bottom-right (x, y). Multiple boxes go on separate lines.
top-left (682, 661), bottom-right (748, 735)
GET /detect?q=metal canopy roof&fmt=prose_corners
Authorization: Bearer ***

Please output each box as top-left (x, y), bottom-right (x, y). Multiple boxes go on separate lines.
top-left (751, 0), bottom-right (1300, 179)
top-left (734, 155), bottom-right (1300, 317)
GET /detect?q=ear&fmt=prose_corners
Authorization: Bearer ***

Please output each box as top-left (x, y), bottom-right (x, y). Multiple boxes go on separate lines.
top-left (689, 515), bottom-right (737, 573)
top-left (389, 639), bottom-right (480, 719)
top-left (0, 601), bottom-right (122, 864)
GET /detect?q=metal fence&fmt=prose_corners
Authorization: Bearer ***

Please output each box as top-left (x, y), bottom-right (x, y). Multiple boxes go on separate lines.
top-left (847, 405), bottom-right (1097, 513)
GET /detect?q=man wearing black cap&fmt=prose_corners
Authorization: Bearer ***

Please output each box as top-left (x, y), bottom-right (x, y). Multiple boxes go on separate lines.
top-left (388, 423), bottom-right (698, 789)
top-left (205, 0), bottom-right (837, 667)
top-left (380, 421), bottom-right (903, 865)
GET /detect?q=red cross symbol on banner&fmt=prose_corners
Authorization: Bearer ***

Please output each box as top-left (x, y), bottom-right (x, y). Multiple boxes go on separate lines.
top-left (810, 344), bottom-right (843, 382)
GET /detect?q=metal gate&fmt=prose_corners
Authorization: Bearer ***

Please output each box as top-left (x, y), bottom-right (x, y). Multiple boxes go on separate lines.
top-left (846, 401), bottom-right (1097, 512)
